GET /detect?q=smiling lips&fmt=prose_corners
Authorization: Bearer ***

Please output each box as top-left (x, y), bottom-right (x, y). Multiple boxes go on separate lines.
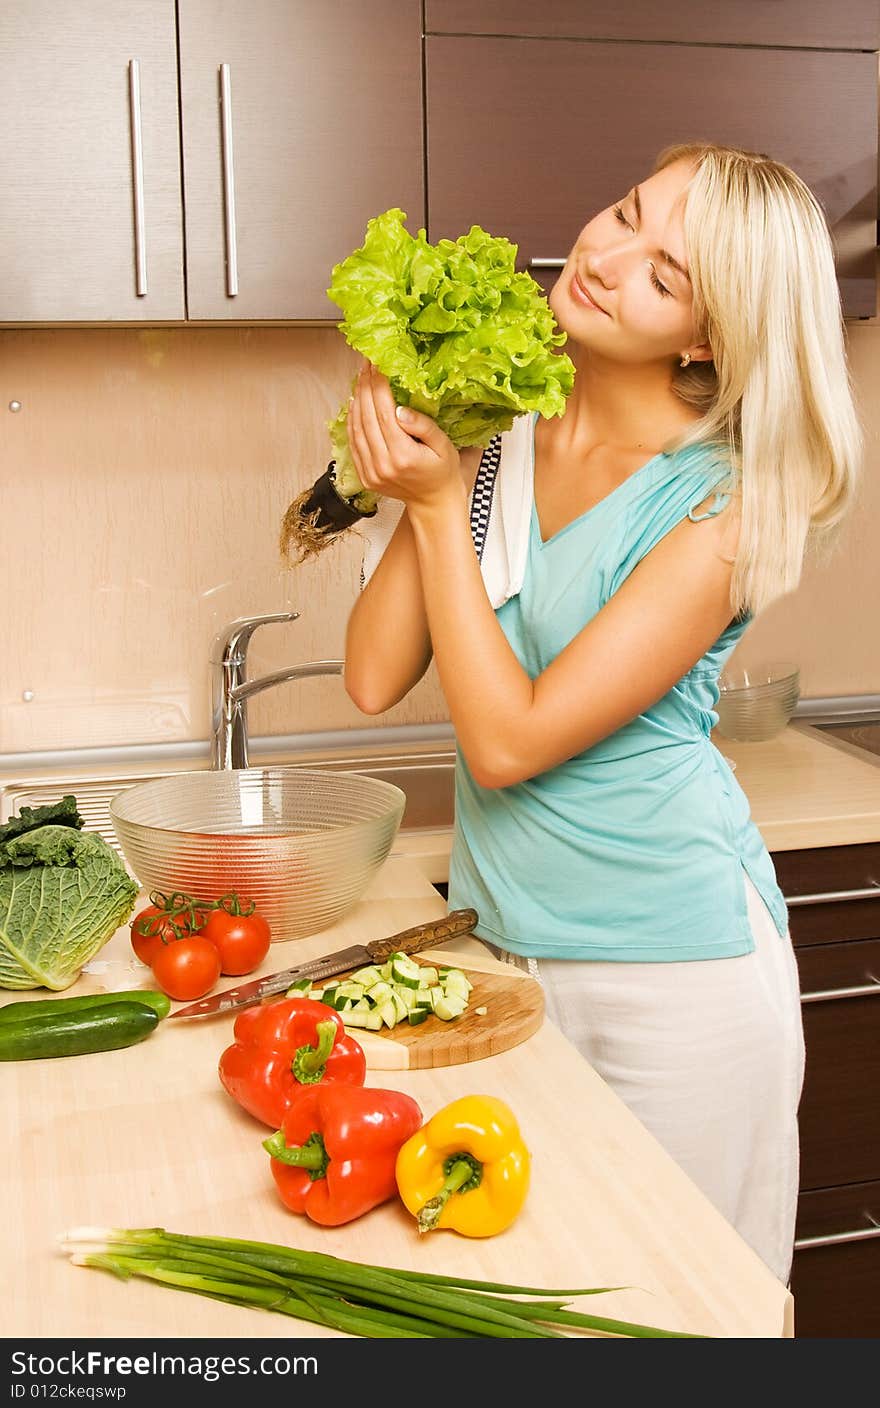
top-left (571, 272), bottom-right (608, 315)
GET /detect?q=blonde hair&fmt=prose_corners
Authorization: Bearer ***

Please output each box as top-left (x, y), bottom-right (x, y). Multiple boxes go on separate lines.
top-left (655, 142), bottom-right (863, 617)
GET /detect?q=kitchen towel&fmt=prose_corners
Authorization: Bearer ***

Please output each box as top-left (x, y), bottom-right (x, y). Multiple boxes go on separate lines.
top-left (358, 411), bottom-right (536, 609)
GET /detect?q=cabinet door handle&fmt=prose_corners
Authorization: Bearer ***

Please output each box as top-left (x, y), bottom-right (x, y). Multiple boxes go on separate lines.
top-left (128, 60), bottom-right (147, 297)
top-left (786, 883), bottom-right (880, 907)
top-left (219, 63), bottom-right (239, 297)
top-left (795, 1216), bottom-right (880, 1251)
top-left (528, 258), bottom-right (566, 268)
top-left (800, 974), bottom-right (880, 1004)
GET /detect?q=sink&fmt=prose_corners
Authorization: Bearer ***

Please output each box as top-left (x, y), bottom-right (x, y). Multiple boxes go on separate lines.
top-left (0, 750), bottom-right (458, 856)
top-left (810, 720), bottom-right (880, 760)
top-left (299, 753), bottom-right (456, 831)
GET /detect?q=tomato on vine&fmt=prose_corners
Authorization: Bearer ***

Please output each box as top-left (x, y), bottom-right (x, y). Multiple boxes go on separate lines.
top-left (197, 893), bottom-right (272, 975)
top-left (130, 892), bottom-right (210, 967)
top-left (151, 935), bottom-right (221, 1001)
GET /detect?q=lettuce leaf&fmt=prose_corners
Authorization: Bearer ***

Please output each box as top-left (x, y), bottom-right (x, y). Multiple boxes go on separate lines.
top-left (0, 793), bottom-right (83, 845)
top-left (326, 209), bottom-right (575, 506)
top-left (0, 823), bottom-right (138, 990)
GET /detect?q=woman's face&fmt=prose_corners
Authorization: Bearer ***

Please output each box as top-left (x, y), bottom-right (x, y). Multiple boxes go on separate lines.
top-left (549, 158), bottom-right (707, 366)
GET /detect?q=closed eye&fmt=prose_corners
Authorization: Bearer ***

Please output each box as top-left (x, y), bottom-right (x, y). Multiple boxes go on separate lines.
top-left (612, 204), bottom-right (673, 298)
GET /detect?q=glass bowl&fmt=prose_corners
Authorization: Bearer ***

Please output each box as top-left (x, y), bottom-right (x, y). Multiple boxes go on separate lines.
top-left (714, 661), bottom-right (800, 742)
top-left (109, 767), bottom-right (406, 942)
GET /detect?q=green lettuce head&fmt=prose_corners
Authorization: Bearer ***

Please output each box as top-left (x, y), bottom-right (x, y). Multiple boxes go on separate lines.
top-left (281, 209), bottom-right (575, 560)
top-left (0, 798), bottom-right (138, 990)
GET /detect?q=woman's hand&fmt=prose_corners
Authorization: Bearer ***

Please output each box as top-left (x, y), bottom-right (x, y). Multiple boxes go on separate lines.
top-left (347, 363), bottom-right (465, 515)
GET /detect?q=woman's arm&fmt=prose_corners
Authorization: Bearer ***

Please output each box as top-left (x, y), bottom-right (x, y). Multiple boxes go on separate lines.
top-left (343, 384), bottom-right (482, 714)
top-left (343, 509), bottom-right (433, 714)
top-left (349, 365), bottom-right (740, 785)
top-left (408, 489), bottom-right (739, 786)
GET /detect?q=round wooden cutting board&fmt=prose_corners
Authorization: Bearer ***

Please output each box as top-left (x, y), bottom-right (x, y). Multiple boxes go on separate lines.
top-left (336, 959), bottom-right (544, 1070)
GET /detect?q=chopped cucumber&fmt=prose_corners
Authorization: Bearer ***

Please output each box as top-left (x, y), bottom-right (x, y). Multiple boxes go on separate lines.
top-left (342, 1008), bottom-right (384, 1031)
top-left (376, 999), bottom-right (398, 1030)
top-left (389, 991), bottom-right (409, 1024)
top-left (433, 994), bottom-right (468, 1021)
top-left (298, 953), bottom-right (475, 1033)
top-left (286, 978), bottom-right (313, 993)
top-left (443, 970), bottom-right (472, 999)
top-left (366, 981), bottom-right (393, 1005)
top-left (350, 965), bottom-right (383, 988)
top-left (389, 953), bottom-right (423, 988)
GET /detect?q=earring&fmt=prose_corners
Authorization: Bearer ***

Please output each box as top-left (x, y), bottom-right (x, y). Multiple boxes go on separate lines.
top-left (679, 353), bottom-right (691, 368)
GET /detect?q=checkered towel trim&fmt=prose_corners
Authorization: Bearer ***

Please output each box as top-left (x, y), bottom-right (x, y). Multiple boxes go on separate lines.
top-left (469, 435), bottom-right (503, 563)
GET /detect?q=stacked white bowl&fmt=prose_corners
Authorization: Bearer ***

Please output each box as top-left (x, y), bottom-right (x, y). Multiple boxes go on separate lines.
top-left (715, 662), bottom-right (800, 742)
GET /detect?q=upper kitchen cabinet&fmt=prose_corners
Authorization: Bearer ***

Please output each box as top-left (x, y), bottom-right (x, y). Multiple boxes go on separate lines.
top-left (425, 16), bottom-right (879, 319)
top-left (426, 0), bottom-right (880, 49)
top-left (177, 0), bottom-right (424, 320)
top-left (0, 0), bottom-right (185, 322)
top-left (0, 0), bottom-right (423, 324)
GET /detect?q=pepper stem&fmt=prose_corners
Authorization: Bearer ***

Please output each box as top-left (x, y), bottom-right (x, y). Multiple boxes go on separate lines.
top-left (417, 1155), bottom-right (483, 1235)
top-left (262, 1130), bottom-right (329, 1182)
top-left (291, 1020), bottom-right (337, 1085)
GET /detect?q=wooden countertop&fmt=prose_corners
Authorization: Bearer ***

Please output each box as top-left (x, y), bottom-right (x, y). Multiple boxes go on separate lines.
top-left (719, 723), bottom-right (880, 851)
top-left (0, 856), bottom-right (792, 1340)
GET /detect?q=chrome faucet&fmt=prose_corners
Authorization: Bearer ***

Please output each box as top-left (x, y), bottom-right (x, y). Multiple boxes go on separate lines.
top-left (210, 612), bottom-right (344, 769)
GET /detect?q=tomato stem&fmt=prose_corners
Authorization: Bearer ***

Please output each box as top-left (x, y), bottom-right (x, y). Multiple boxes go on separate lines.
top-left (212, 891), bottom-right (257, 917)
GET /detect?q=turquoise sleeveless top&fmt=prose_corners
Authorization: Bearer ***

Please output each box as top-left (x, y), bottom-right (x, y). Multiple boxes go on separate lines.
top-left (448, 416), bottom-right (789, 961)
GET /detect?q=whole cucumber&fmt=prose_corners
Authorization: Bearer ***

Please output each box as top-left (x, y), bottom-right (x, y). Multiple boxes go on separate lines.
top-left (0, 989), bottom-right (171, 1024)
top-left (0, 1002), bottom-right (159, 1061)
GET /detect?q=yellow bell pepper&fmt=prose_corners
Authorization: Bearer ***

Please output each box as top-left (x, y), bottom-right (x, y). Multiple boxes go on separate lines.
top-left (395, 1094), bottom-right (530, 1237)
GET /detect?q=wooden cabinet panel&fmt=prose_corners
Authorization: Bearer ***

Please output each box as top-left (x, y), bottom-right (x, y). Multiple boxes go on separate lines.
top-left (796, 962), bottom-right (880, 1191)
top-left (788, 899), bottom-right (880, 947)
top-left (774, 842), bottom-right (880, 899)
top-left (178, 0), bottom-right (424, 320)
top-left (796, 938), bottom-right (880, 995)
top-left (792, 1182), bottom-right (880, 1338)
top-left (773, 843), bottom-right (880, 1333)
top-left (425, 36), bottom-right (877, 317)
top-left (426, 1), bottom-right (880, 49)
top-left (0, 0), bottom-right (185, 322)
top-left (776, 843), bottom-right (880, 945)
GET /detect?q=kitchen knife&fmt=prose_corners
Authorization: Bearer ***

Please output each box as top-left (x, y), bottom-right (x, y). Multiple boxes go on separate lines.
top-left (167, 908), bottom-right (479, 1020)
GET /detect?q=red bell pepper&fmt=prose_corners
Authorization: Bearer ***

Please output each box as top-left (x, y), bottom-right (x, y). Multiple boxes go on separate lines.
top-left (218, 998), bottom-right (366, 1128)
top-left (263, 1083), bottom-right (423, 1226)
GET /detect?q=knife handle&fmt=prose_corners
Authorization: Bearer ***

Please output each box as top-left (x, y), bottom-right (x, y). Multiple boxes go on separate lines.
top-left (365, 908), bottom-right (478, 962)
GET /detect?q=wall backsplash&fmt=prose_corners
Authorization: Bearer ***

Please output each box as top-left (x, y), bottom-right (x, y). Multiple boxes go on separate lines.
top-left (2, 315), bottom-right (878, 756)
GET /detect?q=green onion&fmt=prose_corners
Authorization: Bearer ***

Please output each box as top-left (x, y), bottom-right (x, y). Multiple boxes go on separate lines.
top-left (58, 1227), bottom-right (705, 1339)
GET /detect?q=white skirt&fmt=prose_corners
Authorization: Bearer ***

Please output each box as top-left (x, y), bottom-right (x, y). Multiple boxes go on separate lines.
top-left (488, 872), bottom-right (805, 1285)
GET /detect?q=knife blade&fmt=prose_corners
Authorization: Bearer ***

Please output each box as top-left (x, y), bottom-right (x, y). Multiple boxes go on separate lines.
top-left (167, 908), bottom-right (479, 1020)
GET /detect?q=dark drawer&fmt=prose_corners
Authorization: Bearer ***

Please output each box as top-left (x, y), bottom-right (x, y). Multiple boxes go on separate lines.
top-left (773, 843), bottom-right (880, 899)
top-left (792, 1181), bottom-right (880, 1338)
top-left (796, 938), bottom-right (880, 996)
top-left (797, 948), bottom-right (880, 1190)
top-left (788, 899), bottom-right (880, 948)
top-left (773, 843), bottom-right (880, 948)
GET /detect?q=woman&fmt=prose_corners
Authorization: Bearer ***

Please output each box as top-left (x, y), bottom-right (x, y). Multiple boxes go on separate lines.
top-left (341, 142), bottom-right (863, 1284)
